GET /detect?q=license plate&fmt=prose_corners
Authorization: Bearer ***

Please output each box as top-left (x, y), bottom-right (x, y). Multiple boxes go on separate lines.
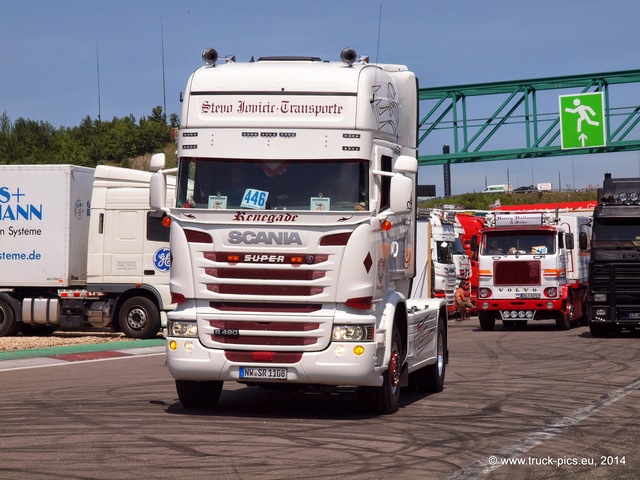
top-left (626, 312), bottom-right (640, 319)
top-left (520, 293), bottom-right (540, 299)
top-left (239, 367), bottom-right (287, 380)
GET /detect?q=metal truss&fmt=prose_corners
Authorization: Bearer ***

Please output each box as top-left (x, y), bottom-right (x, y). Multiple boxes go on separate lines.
top-left (418, 69), bottom-right (640, 166)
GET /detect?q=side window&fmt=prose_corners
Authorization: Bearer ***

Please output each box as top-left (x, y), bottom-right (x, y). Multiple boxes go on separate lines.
top-left (380, 155), bottom-right (392, 211)
top-left (147, 212), bottom-right (170, 242)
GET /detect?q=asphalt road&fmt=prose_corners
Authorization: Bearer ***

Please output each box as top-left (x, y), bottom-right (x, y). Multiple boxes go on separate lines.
top-left (1, 318), bottom-right (639, 480)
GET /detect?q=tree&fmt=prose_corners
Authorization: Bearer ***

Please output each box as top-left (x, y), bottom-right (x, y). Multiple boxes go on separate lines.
top-left (0, 107), bottom-right (177, 168)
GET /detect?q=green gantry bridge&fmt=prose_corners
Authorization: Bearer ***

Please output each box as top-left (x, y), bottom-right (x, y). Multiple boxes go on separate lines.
top-left (417, 69), bottom-right (640, 167)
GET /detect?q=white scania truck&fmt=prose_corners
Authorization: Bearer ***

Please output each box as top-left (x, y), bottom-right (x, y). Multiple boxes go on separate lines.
top-left (150, 47), bottom-right (447, 414)
top-left (0, 164), bottom-right (173, 338)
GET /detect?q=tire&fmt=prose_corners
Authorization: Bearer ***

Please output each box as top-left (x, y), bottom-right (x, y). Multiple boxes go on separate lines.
top-left (478, 311), bottom-right (495, 331)
top-left (357, 325), bottom-right (402, 414)
top-left (589, 321), bottom-right (611, 337)
top-left (409, 318), bottom-right (446, 393)
top-left (118, 296), bottom-right (161, 339)
top-left (556, 304), bottom-right (572, 330)
top-left (176, 380), bottom-right (223, 409)
top-left (0, 297), bottom-right (19, 337)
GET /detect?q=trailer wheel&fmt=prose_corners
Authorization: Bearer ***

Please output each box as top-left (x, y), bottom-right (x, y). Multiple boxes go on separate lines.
top-left (478, 311), bottom-right (495, 331)
top-left (357, 325), bottom-right (402, 414)
top-left (119, 296), bottom-right (161, 339)
top-left (0, 298), bottom-right (19, 337)
top-left (409, 318), bottom-right (446, 393)
top-left (176, 380), bottom-right (223, 409)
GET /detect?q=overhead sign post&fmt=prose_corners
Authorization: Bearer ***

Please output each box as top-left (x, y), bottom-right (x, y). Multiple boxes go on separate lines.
top-left (559, 92), bottom-right (606, 149)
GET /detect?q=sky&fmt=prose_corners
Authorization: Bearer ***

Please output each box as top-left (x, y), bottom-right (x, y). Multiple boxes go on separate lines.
top-left (2, 0), bottom-right (639, 195)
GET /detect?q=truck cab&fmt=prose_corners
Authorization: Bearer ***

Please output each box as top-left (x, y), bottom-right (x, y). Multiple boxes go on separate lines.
top-left (150, 48), bottom-right (447, 414)
top-left (587, 173), bottom-right (640, 336)
top-left (476, 210), bottom-right (591, 331)
top-left (87, 166), bottom-right (175, 337)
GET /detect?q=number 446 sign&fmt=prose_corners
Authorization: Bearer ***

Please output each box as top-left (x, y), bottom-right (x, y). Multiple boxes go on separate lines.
top-left (559, 92), bottom-right (606, 149)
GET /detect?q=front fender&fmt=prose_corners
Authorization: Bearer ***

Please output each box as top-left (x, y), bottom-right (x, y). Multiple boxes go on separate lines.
top-left (378, 290), bottom-right (406, 367)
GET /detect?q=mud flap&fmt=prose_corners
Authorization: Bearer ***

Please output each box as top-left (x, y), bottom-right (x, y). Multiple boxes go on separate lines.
top-left (400, 362), bottom-right (409, 387)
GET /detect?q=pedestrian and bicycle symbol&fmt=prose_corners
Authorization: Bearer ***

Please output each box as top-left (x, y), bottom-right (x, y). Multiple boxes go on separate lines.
top-left (559, 92), bottom-right (606, 149)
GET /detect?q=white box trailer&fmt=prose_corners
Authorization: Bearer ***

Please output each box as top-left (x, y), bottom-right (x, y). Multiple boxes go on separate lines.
top-left (0, 165), bottom-right (94, 287)
top-left (0, 164), bottom-right (173, 338)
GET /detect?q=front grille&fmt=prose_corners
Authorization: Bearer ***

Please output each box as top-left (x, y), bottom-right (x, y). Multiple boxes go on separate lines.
top-left (203, 250), bottom-right (329, 298)
top-left (197, 247), bottom-right (336, 351)
top-left (494, 260), bottom-right (541, 286)
top-left (207, 284), bottom-right (323, 296)
top-left (210, 320), bottom-right (320, 331)
top-left (210, 302), bottom-right (322, 313)
top-left (206, 267), bottom-right (325, 280)
top-left (590, 262), bottom-right (640, 305)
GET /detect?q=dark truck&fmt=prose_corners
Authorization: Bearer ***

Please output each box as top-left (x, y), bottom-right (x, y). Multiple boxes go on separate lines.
top-left (585, 173), bottom-right (640, 336)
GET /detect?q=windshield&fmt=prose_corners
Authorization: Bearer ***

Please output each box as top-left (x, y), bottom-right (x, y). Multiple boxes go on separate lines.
top-left (451, 237), bottom-right (466, 256)
top-left (592, 216), bottom-right (640, 246)
top-left (481, 231), bottom-right (556, 255)
top-left (436, 241), bottom-right (453, 263)
top-left (176, 157), bottom-right (368, 211)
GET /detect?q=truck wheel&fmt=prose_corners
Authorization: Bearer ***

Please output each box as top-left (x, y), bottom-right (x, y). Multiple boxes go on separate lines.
top-left (409, 318), bottom-right (446, 393)
top-left (556, 305), bottom-right (572, 330)
top-left (478, 311), bottom-right (495, 331)
top-left (357, 325), bottom-right (402, 414)
top-left (176, 380), bottom-right (223, 409)
top-left (0, 298), bottom-right (19, 337)
top-left (589, 322), bottom-right (610, 337)
top-left (119, 297), bottom-right (161, 339)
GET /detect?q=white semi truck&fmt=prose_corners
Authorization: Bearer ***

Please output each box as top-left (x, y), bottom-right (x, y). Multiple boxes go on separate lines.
top-left (413, 209), bottom-right (460, 312)
top-left (150, 47), bottom-right (448, 414)
top-left (0, 164), bottom-right (174, 339)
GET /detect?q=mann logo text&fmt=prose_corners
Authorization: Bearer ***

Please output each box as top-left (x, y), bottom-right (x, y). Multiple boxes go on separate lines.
top-left (0, 187), bottom-right (43, 221)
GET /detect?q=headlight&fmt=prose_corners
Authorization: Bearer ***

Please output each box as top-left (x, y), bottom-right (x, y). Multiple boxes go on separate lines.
top-left (594, 293), bottom-right (607, 302)
top-left (478, 288), bottom-right (491, 298)
top-left (332, 325), bottom-right (374, 342)
top-left (168, 320), bottom-right (198, 337)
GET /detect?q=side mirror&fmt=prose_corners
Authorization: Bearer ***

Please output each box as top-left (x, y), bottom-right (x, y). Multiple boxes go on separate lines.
top-left (565, 232), bottom-right (575, 250)
top-left (579, 231), bottom-right (588, 251)
top-left (394, 155), bottom-right (418, 174)
top-left (150, 172), bottom-right (168, 212)
top-left (389, 174), bottom-right (413, 214)
top-left (150, 153), bottom-right (166, 172)
top-left (470, 236), bottom-right (479, 260)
